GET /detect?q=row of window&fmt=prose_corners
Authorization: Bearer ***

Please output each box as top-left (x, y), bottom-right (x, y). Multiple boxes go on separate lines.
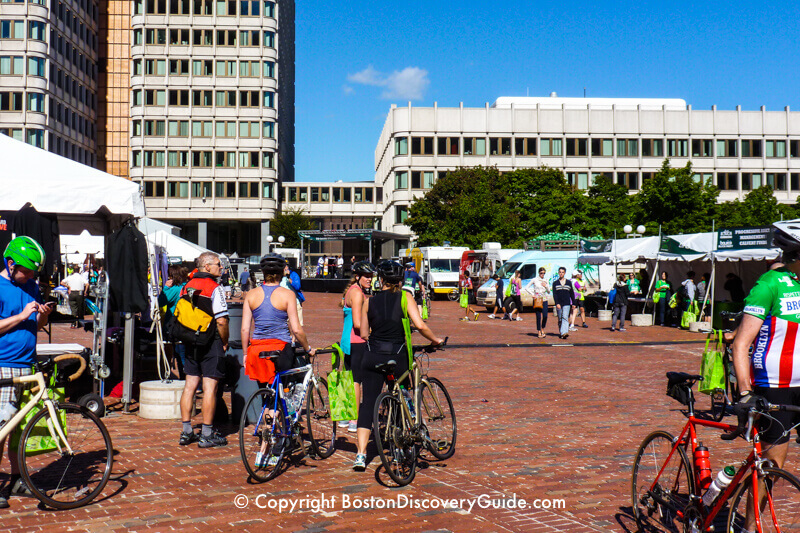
top-left (0, 91), bottom-right (44, 112)
top-left (394, 136), bottom-right (800, 159)
top-left (133, 27), bottom-right (275, 48)
top-left (284, 186), bottom-right (380, 204)
top-left (50, 63), bottom-right (96, 110)
top-left (52, 0), bottom-right (97, 51)
top-left (49, 97), bottom-right (96, 139)
top-left (133, 58), bottom-right (275, 78)
top-left (0, 55), bottom-right (45, 76)
top-left (131, 88), bottom-right (274, 108)
top-left (0, 19), bottom-right (46, 40)
top-left (135, 0), bottom-right (275, 18)
top-left (0, 127), bottom-right (43, 147)
top-left (141, 179), bottom-right (275, 200)
top-left (51, 28), bottom-right (98, 81)
top-left (1, 126), bottom-right (96, 165)
top-left (131, 149), bottom-right (275, 169)
top-left (132, 119), bottom-right (274, 139)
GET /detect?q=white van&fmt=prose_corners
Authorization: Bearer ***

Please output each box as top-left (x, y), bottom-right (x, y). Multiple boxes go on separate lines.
top-left (400, 246), bottom-right (469, 299)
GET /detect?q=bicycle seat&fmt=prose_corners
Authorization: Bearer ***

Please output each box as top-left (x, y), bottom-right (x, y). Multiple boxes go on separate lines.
top-left (666, 371), bottom-right (703, 386)
top-left (259, 350), bottom-right (282, 360)
top-left (374, 359), bottom-right (397, 375)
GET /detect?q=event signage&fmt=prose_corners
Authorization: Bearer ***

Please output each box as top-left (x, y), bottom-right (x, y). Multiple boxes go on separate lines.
top-left (659, 237), bottom-right (702, 256)
top-left (579, 239), bottom-right (613, 253)
top-left (716, 226), bottom-right (773, 250)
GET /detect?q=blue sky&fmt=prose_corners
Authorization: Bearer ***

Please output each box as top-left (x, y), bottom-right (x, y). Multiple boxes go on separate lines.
top-left (294, 1), bottom-right (800, 183)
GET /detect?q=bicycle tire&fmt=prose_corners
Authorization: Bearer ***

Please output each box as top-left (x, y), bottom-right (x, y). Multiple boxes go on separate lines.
top-left (373, 392), bottom-right (416, 486)
top-left (19, 402), bottom-right (113, 510)
top-left (727, 466), bottom-right (800, 533)
top-left (419, 377), bottom-right (456, 460)
top-left (305, 377), bottom-right (336, 459)
top-left (238, 388), bottom-right (287, 483)
top-left (447, 290), bottom-right (458, 302)
top-left (631, 430), bottom-right (695, 532)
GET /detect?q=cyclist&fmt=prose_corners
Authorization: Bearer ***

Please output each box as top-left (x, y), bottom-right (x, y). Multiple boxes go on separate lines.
top-left (352, 260), bottom-right (443, 471)
top-left (338, 261), bottom-right (375, 433)
top-left (0, 236), bottom-right (54, 508)
top-left (402, 262), bottom-right (425, 315)
top-left (732, 220), bottom-right (800, 478)
top-left (241, 253), bottom-right (315, 466)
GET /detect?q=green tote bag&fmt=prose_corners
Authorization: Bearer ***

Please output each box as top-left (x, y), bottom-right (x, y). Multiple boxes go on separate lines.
top-left (327, 343), bottom-right (358, 422)
top-left (698, 330), bottom-right (726, 395)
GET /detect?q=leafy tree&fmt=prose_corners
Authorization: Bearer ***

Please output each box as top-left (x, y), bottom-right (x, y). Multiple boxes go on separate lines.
top-left (633, 159), bottom-right (719, 234)
top-left (270, 207), bottom-right (316, 248)
top-left (581, 174), bottom-right (632, 238)
top-left (716, 186), bottom-right (798, 228)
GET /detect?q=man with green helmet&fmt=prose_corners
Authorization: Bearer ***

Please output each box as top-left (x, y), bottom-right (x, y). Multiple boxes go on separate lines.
top-left (0, 236), bottom-right (54, 508)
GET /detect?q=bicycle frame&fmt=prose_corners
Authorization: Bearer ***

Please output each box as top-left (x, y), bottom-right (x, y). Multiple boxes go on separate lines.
top-left (251, 363), bottom-right (316, 439)
top-left (0, 372), bottom-right (73, 455)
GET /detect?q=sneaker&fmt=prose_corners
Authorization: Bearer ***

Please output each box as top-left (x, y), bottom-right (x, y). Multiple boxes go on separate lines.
top-left (179, 431), bottom-right (199, 446)
top-left (569, 326), bottom-right (577, 331)
top-left (353, 453), bottom-right (366, 471)
top-left (474, 312), bottom-right (479, 321)
top-left (488, 314), bottom-right (495, 319)
top-left (515, 317), bottom-right (523, 321)
top-left (267, 454), bottom-right (280, 467)
top-left (348, 421), bottom-right (358, 433)
top-left (198, 430), bottom-right (228, 448)
top-left (337, 420), bottom-right (350, 428)
top-left (582, 324), bottom-right (589, 328)
top-left (255, 451), bottom-right (268, 468)
top-left (10, 478), bottom-right (32, 497)
top-left (619, 328), bottom-right (627, 332)
top-left (610, 327), bottom-right (616, 332)
top-left (460, 317), bottom-right (469, 322)
top-left (562, 333), bottom-right (569, 339)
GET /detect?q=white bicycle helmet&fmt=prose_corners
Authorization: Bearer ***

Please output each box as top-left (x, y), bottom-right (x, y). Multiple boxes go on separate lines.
top-left (772, 219), bottom-right (800, 261)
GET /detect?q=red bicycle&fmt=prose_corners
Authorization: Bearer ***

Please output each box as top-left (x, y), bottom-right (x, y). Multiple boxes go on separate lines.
top-left (631, 371), bottom-right (800, 533)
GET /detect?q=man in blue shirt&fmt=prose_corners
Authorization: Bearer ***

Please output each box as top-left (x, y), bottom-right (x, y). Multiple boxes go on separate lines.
top-left (282, 264), bottom-right (305, 325)
top-left (0, 236), bottom-right (53, 508)
top-left (403, 262), bottom-right (426, 314)
top-left (238, 267), bottom-right (250, 292)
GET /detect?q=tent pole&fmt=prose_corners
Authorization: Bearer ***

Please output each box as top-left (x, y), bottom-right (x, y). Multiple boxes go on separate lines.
top-left (300, 236), bottom-right (305, 277)
top-left (369, 236), bottom-right (373, 264)
top-left (122, 312), bottom-right (134, 413)
top-left (650, 261), bottom-right (660, 322)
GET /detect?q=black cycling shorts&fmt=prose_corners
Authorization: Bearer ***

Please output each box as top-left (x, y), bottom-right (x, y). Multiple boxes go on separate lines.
top-left (753, 386), bottom-right (800, 445)
top-left (184, 339), bottom-right (226, 380)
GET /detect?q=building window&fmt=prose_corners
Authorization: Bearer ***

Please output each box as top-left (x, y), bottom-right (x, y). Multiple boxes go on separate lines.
top-left (765, 140), bottom-right (786, 158)
top-left (27, 57), bottom-right (45, 77)
top-left (28, 21), bottom-right (46, 41)
top-left (240, 0), bottom-right (260, 16)
top-left (191, 150), bottom-right (212, 167)
top-left (616, 172), bottom-right (638, 190)
top-left (168, 90), bottom-right (189, 106)
top-left (790, 140), bottom-right (800, 158)
top-left (617, 139), bottom-right (638, 157)
top-left (395, 171), bottom-right (408, 189)
top-left (192, 59), bottom-right (213, 76)
top-left (215, 90), bottom-right (236, 107)
top-left (792, 174), bottom-right (800, 191)
top-left (741, 140), bottom-right (763, 158)
top-left (192, 29), bottom-right (213, 45)
top-left (310, 187), bottom-right (329, 202)
top-left (239, 151), bottom-right (259, 168)
top-left (395, 206), bottom-right (408, 224)
top-left (145, 28), bottom-right (167, 45)
top-left (691, 139), bottom-right (713, 157)
top-left (741, 173), bottom-right (763, 191)
top-left (263, 121), bottom-right (275, 138)
top-left (717, 172), bottom-right (738, 190)
top-left (566, 172), bottom-right (589, 190)
top-left (332, 187), bottom-right (351, 202)
top-left (216, 29), bottom-right (236, 46)
top-left (489, 137), bottom-right (511, 156)
top-left (437, 137), bottom-right (459, 156)
top-left (214, 182), bottom-right (236, 198)
top-left (239, 121), bottom-right (260, 138)
top-left (167, 150), bottom-right (189, 167)
top-left (169, 0), bottom-right (191, 14)
top-left (0, 92), bottom-right (23, 111)
top-left (263, 91), bottom-right (274, 108)
top-left (167, 182), bottom-right (189, 198)
top-left (239, 30), bottom-right (260, 47)
top-left (263, 61), bottom-right (275, 77)
top-left (131, 150), bottom-right (142, 167)
top-left (410, 137), bottom-right (434, 156)
top-left (692, 173), bottom-right (713, 185)
top-left (239, 90), bottom-right (260, 108)
top-left (144, 150), bottom-right (165, 167)
top-left (26, 129), bottom-right (44, 148)
top-left (566, 138), bottom-right (587, 157)
top-left (193, 0), bottom-right (213, 14)
top-left (192, 90), bottom-right (213, 107)
top-left (262, 151), bottom-right (274, 168)
top-left (169, 28), bottom-right (190, 45)
top-left (515, 137), bottom-right (537, 156)
top-left (132, 120), bottom-right (142, 136)
top-left (237, 182), bottom-right (258, 198)
top-left (168, 120), bottom-right (188, 136)
top-left (145, 59), bottom-right (166, 75)
top-left (239, 60), bottom-right (260, 77)
top-left (642, 139), bottom-right (664, 157)
top-left (667, 139), bottom-right (688, 157)
top-left (263, 31), bottom-right (274, 47)
top-left (591, 138), bottom-right (613, 157)
top-left (540, 138), bottom-right (562, 156)
top-left (464, 137), bottom-right (486, 156)
top-left (264, 0), bottom-right (275, 17)
top-left (192, 120), bottom-right (212, 137)
top-left (262, 182), bottom-right (273, 199)
top-left (0, 56), bottom-right (24, 75)
top-left (144, 181), bottom-right (165, 198)
top-left (216, 121), bottom-right (236, 137)
top-left (766, 173), bottom-right (787, 191)
top-left (0, 20), bottom-right (25, 40)
top-left (215, 151), bottom-right (236, 168)
top-left (716, 139), bottom-right (737, 157)
top-left (191, 181), bottom-right (213, 198)
top-left (169, 59), bottom-right (190, 75)
top-left (215, 0), bottom-right (235, 16)
top-left (215, 60), bottom-right (235, 77)
top-left (26, 92), bottom-right (45, 113)
top-left (394, 137), bottom-right (408, 156)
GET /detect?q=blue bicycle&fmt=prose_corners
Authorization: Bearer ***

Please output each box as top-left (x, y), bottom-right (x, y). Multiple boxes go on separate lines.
top-left (238, 347), bottom-right (336, 482)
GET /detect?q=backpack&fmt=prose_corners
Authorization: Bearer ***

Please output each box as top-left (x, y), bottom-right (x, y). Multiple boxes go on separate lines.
top-left (608, 288), bottom-right (617, 305)
top-left (169, 286), bottom-right (217, 345)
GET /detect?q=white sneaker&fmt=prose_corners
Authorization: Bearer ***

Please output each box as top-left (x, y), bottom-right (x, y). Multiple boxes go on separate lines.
top-left (353, 453), bottom-right (366, 471)
top-left (515, 317), bottom-right (523, 321)
top-left (348, 421), bottom-right (358, 433)
top-left (488, 314), bottom-right (495, 319)
top-left (569, 326), bottom-right (577, 331)
top-left (337, 420), bottom-right (349, 428)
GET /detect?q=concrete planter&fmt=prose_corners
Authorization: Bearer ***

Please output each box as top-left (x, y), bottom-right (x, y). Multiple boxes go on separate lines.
top-left (631, 314), bottom-right (653, 327)
top-left (139, 380), bottom-right (185, 420)
top-left (598, 310), bottom-right (612, 321)
top-left (689, 321), bottom-right (712, 333)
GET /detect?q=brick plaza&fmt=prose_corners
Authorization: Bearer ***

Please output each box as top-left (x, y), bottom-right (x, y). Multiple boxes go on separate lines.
top-left (4, 293), bottom-right (797, 532)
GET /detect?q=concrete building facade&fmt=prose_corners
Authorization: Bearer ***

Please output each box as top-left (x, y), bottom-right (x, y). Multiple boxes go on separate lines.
top-left (375, 96), bottom-right (800, 237)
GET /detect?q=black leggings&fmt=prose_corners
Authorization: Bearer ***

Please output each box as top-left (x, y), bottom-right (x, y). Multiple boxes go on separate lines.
top-left (535, 301), bottom-right (549, 330)
top-left (356, 343), bottom-right (409, 430)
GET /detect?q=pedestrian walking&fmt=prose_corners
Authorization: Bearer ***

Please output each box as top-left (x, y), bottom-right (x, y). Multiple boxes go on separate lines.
top-left (569, 270), bottom-right (588, 330)
top-left (611, 274), bottom-right (630, 332)
top-left (552, 267), bottom-right (575, 339)
top-left (488, 274), bottom-right (506, 319)
top-left (509, 270), bottom-right (523, 321)
top-left (459, 269), bottom-right (478, 321)
top-left (530, 267), bottom-right (551, 338)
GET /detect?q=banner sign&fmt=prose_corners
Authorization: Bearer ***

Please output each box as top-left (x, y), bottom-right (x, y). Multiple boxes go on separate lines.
top-left (716, 226), bottom-right (773, 250)
top-left (298, 230), bottom-right (373, 242)
top-left (579, 239), bottom-right (613, 254)
top-left (659, 237), bottom-right (702, 255)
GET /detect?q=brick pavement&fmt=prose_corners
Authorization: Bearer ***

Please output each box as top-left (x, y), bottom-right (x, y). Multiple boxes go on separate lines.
top-left (1, 294), bottom-right (795, 532)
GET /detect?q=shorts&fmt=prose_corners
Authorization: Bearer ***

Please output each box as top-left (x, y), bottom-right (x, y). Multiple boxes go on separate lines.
top-left (349, 342), bottom-right (366, 383)
top-left (576, 300), bottom-right (585, 308)
top-left (184, 339), bottom-right (227, 380)
top-left (495, 296), bottom-right (504, 309)
top-left (0, 366), bottom-right (32, 407)
top-left (753, 386), bottom-right (800, 444)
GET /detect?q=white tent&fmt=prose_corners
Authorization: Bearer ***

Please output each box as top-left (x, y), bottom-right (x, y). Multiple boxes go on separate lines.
top-left (0, 135), bottom-right (145, 234)
top-left (145, 230), bottom-right (211, 262)
top-left (61, 230), bottom-right (105, 260)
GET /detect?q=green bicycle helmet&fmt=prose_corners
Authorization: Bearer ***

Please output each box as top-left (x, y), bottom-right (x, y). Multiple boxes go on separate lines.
top-left (4, 236), bottom-right (45, 273)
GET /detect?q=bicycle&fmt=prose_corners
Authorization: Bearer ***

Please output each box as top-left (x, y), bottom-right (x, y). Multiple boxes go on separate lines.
top-left (372, 338), bottom-right (455, 486)
top-left (238, 346), bottom-right (336, 482)
top-left (0, 353), bottom-right (113, 510)
top-left (631, 371), bottom-right (800, 533)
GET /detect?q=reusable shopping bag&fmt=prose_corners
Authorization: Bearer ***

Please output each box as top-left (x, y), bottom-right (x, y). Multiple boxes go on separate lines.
top-left (698, 330), bottom-right (726, 395)
top-left (327, 343), bottom-right (357, 422)
top-left (10, 370), bottom-right (67, 456)
top-left (459, 288), bottom-right (468, 308)
top-left (668, 293), bottom-right (678, 308)
top-left (680, 301), bottom-right (700, 328)
top-left (652, 291), bottom-right (661, 304)
top-left (421, 296), bottom-right (429, 319)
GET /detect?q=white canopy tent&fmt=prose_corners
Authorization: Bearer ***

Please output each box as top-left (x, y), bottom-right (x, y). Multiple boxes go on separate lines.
top-left (145, 230), bottom-right (211, 262)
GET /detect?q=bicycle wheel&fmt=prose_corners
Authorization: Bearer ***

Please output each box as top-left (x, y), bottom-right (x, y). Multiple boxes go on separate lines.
top-left (447, 289), bottom-right (458, 302)
top-left (631, 430), bottom-right (695, 532)
top-left (727, 467), bottom-right (800, 533)
top-left (373, 392), bottom-right (416, 486)
top-left (419, 377), bottom-right (456, 460)
top-left (238, 388), bottom-right (287, 483)
top-left (305, 377), bottom-right (335, 459)
top-left (19, 402), bottom-right (113, 510)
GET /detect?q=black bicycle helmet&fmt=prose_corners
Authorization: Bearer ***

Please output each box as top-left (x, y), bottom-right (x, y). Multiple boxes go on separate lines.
top-left (376, 260), bottom-right (404, 284)
top-left (259, 253), bottom-right (286, 273)
top-left (352, 261), bottom-right (376, 276)
top-left (772, 220), bottom-right (800, 262)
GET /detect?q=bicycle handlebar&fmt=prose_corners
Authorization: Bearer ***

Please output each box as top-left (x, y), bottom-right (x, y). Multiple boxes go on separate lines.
top-left (53, 353), bottom-right (87, 383)
top-left (721, 399), bottom-right (800, 441)
top-left (412, 336), bottom-right (448, 354)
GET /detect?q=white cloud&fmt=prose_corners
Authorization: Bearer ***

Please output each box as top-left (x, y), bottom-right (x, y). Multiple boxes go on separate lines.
top-left (347, 65), bottom-right (430, 101)
top-left (342, 85), bottom-right (354, 95)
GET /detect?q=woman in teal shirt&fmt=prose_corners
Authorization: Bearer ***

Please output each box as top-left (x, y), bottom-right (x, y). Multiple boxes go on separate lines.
top-left (159, 265), bottom-right (189, 376)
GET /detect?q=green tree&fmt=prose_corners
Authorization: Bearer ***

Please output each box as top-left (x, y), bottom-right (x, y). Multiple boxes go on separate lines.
top-left (581, 174), bottom-right (632, 238)
top-left (633, 159), bottom-right (719, 234)
top-left (270, 207), bottom-right (316, 248)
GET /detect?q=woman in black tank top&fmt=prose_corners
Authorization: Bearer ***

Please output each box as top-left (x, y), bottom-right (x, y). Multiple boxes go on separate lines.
top-left (352, 260), bottom-right (443, 471)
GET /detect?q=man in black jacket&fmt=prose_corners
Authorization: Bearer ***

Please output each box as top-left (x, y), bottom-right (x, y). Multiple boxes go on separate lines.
top-left (552, 267), bottom-right (575, 339)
